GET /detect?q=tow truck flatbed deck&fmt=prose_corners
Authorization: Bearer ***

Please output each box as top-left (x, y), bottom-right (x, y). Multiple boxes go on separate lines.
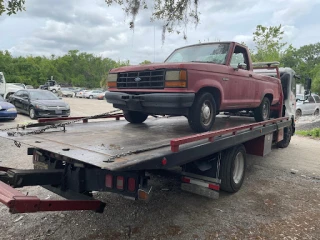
top-left (0, 115), bottom-right (291, 171)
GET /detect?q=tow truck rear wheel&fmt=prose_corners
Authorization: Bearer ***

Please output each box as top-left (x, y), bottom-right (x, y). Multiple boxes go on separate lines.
top-left (188, 92), bottom-right (216, 132)
top-left (254, 97), bottom-right (270, 122)
top-left (123, 110), bottom-right (148, 124)
top-left (220, 144), bottom-right (247, 193)
top-left (276, 125), bottom-right (292, 148)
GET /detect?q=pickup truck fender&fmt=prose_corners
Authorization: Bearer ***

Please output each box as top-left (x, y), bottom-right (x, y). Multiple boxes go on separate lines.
top-left (261, 89), bottom-right (276, 105)
top-left (191, 79), bottom-right (224, 108)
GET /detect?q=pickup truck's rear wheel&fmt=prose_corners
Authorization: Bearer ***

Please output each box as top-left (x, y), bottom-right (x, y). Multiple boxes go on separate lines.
top-left (220, 144), bottom-right (247, 193)
top-left (123, 110), bottom-right (148, 124)
top-left (254, 97), bottom-right (270, 122)
top-left (188, 92), bottom-right (216, 132)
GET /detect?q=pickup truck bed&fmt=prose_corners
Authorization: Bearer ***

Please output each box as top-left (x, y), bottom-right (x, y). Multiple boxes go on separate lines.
top-left (0, 115), bottom-right (290, 171)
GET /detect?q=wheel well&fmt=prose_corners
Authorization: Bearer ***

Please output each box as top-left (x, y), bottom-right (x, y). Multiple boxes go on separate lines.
top-left (264, 93), bottom-right (273, 104)
top-left (197, 87), bottom-right (221, 110)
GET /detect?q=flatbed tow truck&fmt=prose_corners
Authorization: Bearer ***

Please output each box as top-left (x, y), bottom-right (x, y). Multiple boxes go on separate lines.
top-left (0, 64), bottom-right (303, 214)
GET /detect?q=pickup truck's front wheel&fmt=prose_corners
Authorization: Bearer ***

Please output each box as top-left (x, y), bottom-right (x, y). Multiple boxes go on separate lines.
top-left (188, 92), bottom-right (216, 132)
top-left (123, 110), bottom-right (148, 124)
top-left (254, 97), bottom-right (270, 122)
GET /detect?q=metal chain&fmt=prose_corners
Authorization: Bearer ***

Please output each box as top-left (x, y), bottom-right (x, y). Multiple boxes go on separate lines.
top-left (104, 143), bottom-right (170, 162)
top-left (4, 109), bottom-right (122, 137)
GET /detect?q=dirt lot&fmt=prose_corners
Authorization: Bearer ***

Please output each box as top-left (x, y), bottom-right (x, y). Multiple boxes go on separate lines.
top-left (0, 98), bottom-right (320, 240)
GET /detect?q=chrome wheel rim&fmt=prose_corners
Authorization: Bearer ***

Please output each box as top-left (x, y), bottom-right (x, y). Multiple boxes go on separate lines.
top-left (201, 100), bottom-right (213, 126)
top-left (262, 101), bottom-right (269, 120)
top-left (30, 109), bottom-right (35, 118)
top-left (233, 152), bottom-right (244, 184)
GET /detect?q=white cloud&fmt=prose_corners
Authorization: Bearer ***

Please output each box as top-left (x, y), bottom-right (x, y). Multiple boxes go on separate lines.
top-left (0, 0), bottom-right (320, 64)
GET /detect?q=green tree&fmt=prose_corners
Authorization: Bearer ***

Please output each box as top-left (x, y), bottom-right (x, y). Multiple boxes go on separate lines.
top-left (139, 60), bottom-right (152, 65)
top-left (252, 24), bottom-right (287, 62)
top-left (0, 0), bottom-right (25, 15)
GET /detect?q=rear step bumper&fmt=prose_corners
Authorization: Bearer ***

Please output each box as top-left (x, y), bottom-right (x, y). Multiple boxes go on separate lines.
top-left (181, 172), bottom-right (220, 199)
top-left (0, 167), bottom-right (106, 214)
top-left (0, 180), bottom-right (106, 214)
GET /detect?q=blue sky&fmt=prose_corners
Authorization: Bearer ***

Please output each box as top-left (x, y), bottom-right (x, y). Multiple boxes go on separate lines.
top-left (0, 0), bottom-right (319, 64)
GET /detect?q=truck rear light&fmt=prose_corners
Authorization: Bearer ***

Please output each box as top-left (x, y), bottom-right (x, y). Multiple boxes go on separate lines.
top-left (105, 174), bottom-right (113, 188)
top-left (165, 81), bottom-right (187, 88)
top-left (127, 178), bottom-right (136, 192)
top-left (181, 177), bottom-right (190, 183)
top-left (116, 176), bottom-right (124, 190)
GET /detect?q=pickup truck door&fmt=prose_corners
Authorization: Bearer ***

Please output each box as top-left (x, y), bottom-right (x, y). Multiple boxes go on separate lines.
top-left (227, 47), bottom-right (256, 109)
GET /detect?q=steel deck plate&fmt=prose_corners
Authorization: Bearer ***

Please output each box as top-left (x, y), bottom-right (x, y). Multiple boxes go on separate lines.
top-left (0, 116), bottom-right (284, 171)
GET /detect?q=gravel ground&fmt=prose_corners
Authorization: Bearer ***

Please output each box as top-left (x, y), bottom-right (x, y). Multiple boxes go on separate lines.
top-left (0, 98), bottom-right (320, 240)
top-left (295, 115), bottom-right (320, 131)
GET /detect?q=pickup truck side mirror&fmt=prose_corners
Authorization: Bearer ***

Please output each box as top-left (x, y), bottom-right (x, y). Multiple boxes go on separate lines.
top-left (233, 63), bottom-right (247, 71)
top-left (305, 78), bottom-right (312, 91)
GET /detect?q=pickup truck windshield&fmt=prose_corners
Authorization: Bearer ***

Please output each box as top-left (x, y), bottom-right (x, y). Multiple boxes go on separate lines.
top-left (165, 43), bottom-right (230, 64)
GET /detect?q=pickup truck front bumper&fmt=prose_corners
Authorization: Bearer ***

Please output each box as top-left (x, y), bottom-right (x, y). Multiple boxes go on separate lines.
top-left (105, 92), bottom-right (195, 115)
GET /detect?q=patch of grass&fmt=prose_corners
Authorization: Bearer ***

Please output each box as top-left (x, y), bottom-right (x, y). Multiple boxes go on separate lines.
top-left (296, 128), bottom-right (320, 138)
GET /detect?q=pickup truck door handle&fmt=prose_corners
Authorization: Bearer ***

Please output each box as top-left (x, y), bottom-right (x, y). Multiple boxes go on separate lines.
top-left (249, 74), bottom-right (253, 77)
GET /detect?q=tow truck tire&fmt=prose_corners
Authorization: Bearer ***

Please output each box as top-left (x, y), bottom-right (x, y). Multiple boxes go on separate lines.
top-left (188, 92), bottom-right (216, 132)
top-left (254, 97), bottom-right (270, 122)
top-left (220, 144), bottom-right (246, 193)
top-left (276, 126), bottom-right (292, 148)
top-left (123, 110), bottom-right (148, 124)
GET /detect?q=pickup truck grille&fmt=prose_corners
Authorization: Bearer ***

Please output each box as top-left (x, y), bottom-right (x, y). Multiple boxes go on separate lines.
top-left (117, 70), bottom-right (165, 89)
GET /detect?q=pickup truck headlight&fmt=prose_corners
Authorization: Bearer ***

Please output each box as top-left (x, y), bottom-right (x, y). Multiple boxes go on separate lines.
top-left (165, 70), bottom-right (187, 88)
top-left (107, 73), bottom-right (117, 88)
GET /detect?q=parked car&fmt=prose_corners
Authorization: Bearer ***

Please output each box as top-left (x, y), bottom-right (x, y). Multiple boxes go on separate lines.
top-left (0, 95), bottom-right (17, 120)
top-left (75, 89), bottom-right (88, 98)
top-left (97, 91), bottom-right (108, 100)
top-left (105, 41), bottom-right (283, 132)
top-left (60, 88), bottom-right (75, 98)
top-left (8, 89), bottom-right (70, 119)
top-left (84, 90), bottom-right (103, 99)
top-left (296, 94), bottom-right (320, 118)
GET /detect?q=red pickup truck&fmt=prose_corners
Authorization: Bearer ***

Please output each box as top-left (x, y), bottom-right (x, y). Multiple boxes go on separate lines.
top-left (105, 41), bottom-right (281, 132)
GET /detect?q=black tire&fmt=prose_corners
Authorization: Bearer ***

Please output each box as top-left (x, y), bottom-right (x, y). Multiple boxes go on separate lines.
top-left (188, 92), bottom-right (216, 132)
top-left (314, 109), bottom-right (319, 116)
top-left (123, 110), bottom-right (148, 124)
top-left (89, 95), bottom-right (93, 99)
top-left (296, 109), bottom-right (302, 119)
top-left (29, 107), bottom-right (37, 119)
top-left (220, 144), bottom-right (247, 193)
top-left (52, 89), bottom-right (57, 93)
top-left (254, 97), bottom-right (270, 122)
top-left (277, 126), bottom-right (292, 148)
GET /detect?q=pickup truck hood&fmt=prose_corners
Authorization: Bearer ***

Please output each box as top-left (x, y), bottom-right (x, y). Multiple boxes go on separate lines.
top-left (110, 62), bottom-right (231, 73)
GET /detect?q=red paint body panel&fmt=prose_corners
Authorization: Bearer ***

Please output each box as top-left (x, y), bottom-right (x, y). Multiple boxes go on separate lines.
top-left (108, 41), bottom-right (281, 111)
